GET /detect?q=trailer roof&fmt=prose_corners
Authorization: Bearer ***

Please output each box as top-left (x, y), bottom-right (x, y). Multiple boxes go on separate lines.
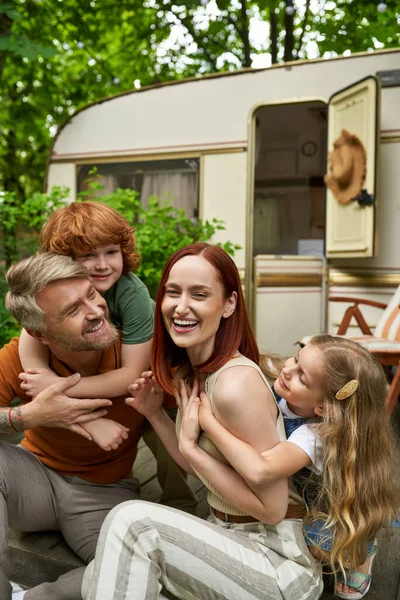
top-left (51, 47), bottom-right (400, 144)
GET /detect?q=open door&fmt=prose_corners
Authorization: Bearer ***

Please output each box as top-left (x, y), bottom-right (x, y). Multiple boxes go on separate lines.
top-left (325, 76), bottom-right (380, 258)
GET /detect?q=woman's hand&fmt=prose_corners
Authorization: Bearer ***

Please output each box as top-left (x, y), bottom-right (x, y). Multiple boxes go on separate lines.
top-left (198, 391), bottom-right (218, 434)
top-left (126, 371), bottom-right (164, 419)
top-left (175, 379), bottom-right (201, 455)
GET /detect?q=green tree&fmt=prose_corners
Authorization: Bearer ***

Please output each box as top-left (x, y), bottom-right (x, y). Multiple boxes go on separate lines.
top-left (1, 0), bottom-right (399, 256)
top-left (309, 1), bottom-right (400, 57)
top-left (0, 186), bottom-right (70, 343)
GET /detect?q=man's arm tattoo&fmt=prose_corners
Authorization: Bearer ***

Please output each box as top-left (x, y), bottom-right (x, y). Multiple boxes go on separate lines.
top-left (0, 407), bottom-right (25, 433)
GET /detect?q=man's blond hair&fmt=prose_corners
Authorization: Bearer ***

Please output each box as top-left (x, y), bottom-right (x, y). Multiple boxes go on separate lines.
top-left (5, 253), bottom-right (89, 331)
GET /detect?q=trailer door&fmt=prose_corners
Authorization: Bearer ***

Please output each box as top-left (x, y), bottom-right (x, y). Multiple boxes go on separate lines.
top-left (325, 76), bottom-right (380, 258)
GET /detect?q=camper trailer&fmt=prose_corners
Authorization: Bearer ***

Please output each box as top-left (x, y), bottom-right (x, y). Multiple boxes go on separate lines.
top-left (46, 48), bottom-right (400, 355)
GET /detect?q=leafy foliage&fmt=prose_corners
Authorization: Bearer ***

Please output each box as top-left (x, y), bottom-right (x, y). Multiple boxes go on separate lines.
top-left (0, 0), bottom-right (398, 272)
top-left (78, 179), bottom-right (240, 298)
top-left (0, 186), bottom-right (70, 266)
top-left (1, 1), bottom-right (399, 204)
top-left (310, 1), bottom-right (400, 57)
top-left (0, 183), bottom-right (240, 346)
top-left (0, 186), bottom-right (70, 344)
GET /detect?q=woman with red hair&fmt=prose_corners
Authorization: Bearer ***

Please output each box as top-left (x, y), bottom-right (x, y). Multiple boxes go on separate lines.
top-left (82, 243), bottom-right (323, 600)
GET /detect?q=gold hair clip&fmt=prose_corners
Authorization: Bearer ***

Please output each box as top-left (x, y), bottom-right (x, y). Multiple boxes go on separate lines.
top-left (335, 379), bottom-right (359, 400)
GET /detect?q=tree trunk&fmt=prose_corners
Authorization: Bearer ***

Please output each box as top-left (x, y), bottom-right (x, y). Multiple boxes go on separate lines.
top-left (270, 11), bottom-right (278, 64)
top-left (284, 9), bottom-right (294, 63)
top-left (241, 0), bottom-right (251, 67)
top-left (0, 10), bottom-right (12, 79)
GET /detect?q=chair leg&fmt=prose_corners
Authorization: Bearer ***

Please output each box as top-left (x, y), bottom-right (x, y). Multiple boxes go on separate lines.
top-left (386, 361), bottom-right (400, 415)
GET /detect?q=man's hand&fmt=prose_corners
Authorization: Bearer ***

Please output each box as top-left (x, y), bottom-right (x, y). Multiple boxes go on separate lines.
top-left (22, 373), bottom-right (112, 431)
top-left (19, 368), bottom-right (61, 398)
top-left (81, 419), bottom-right (130, 451)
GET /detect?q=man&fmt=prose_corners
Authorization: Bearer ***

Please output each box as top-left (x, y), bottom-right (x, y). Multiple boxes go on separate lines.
top-left (0, 253), bottom-right (147, 600)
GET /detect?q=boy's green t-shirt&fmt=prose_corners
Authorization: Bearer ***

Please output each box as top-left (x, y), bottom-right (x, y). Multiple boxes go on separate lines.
top-left (103, 273), bottom-right (155, 344)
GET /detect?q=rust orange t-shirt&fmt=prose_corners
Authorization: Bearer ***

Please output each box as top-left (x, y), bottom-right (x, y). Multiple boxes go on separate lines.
top-left (0, 337), bottom-right (145, 484)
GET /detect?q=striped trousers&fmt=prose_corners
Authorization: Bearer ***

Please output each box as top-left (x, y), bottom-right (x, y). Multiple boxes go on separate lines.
top-left (82, 500), bottom-right (323, 600)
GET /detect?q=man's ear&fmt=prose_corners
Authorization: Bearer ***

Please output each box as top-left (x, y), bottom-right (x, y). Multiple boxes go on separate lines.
top-left (223, 291), bottom-right (237, 318)
top-left (25, 328), bottom-right (50, 346)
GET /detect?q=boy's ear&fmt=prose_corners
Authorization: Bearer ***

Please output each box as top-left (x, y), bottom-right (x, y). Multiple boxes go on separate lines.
top-left (25, 328), bottom-right (50, 346)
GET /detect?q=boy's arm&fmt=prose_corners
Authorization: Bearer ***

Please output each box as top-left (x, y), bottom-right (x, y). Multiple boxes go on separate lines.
top-left (58, 339), bottom-right (153, 398)
top-left (18, 332), bottom-right (132, 448)
top-left (67, 274), bottom-right (155, 398)
top-left (19, 339), bottom-right (153, 398)
top-left (20, 276), bottom-right (154, 398)
top-left (19, 329), bottom-right (70, 398)
top-left (19, 328), bottom-right (52, 372)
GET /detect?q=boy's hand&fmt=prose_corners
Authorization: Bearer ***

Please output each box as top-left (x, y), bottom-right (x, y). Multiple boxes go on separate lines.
top-left (81, 419), bottom-right (130, 451)
top-left (198, 391), bottom-right (217, 433)
top-left (19, 368), bottom-right (62, 398)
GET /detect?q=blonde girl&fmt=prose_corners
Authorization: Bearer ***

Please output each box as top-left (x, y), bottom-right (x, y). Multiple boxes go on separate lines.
top-left (194, 335), bottom-right (399, 599)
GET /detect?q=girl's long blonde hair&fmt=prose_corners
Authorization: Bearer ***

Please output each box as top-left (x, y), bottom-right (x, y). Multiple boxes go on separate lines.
top-left (261, 335), bottom-right (399, 576)
top-left (307, 335), bottom-right (398, 574)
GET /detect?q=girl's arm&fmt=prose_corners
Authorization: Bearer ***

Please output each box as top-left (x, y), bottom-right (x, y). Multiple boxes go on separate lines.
top-left (176, 380), bottom-right (288, 524)
top-left (199, 391), bottom-right (311, 489)
top-left (204, 367), bottom-right (291, 520)
top-left (183, 440), bottom-right (287, 524)
top-left (19, 339), bottom-right (153, 398)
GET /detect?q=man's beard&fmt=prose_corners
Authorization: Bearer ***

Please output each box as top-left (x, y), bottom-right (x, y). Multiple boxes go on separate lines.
top-left (44, 317), bottom-right (119, 352)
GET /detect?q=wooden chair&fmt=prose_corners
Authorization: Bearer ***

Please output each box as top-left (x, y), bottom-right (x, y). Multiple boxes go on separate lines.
top-left (299, 285), bottom-right (400, 414)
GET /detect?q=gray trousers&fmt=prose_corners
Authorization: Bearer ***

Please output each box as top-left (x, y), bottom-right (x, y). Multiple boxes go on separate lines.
top-left (0, 443), bottom-right (140, 600)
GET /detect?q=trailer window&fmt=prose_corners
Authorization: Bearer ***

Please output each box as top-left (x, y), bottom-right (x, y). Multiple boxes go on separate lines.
top-left (77, 158), bottom-right (199, 219)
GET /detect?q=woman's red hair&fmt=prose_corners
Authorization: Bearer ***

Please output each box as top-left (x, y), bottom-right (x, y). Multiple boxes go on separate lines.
top-left (152, 243), bottom-right (259, 394)
top-left (40, 201), bottom-right (139, 273)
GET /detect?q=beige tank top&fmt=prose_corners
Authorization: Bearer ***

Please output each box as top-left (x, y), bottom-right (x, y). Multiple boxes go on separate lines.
top-left (176, 354), bottom-right (302, 516)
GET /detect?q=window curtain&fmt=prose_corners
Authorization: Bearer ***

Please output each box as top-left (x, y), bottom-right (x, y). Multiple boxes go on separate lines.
top-left (140, 170), bottom-right (198, 218)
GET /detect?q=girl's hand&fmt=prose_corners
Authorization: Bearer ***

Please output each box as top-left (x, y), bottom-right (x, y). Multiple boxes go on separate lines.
top-left (126, 371), bottom-right (164, 419)
top-left (175, 379), bottom-right (201, 452)
top-left (19, 368), bottom-right (61, 398)
top-left (198, 391), bottom-right (217, 433)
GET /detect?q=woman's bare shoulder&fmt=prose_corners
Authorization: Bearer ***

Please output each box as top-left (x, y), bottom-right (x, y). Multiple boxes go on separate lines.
top-left (212, 364), bottom-right (280, 448)
top-left (213, 364), bottom-right (275, 411)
